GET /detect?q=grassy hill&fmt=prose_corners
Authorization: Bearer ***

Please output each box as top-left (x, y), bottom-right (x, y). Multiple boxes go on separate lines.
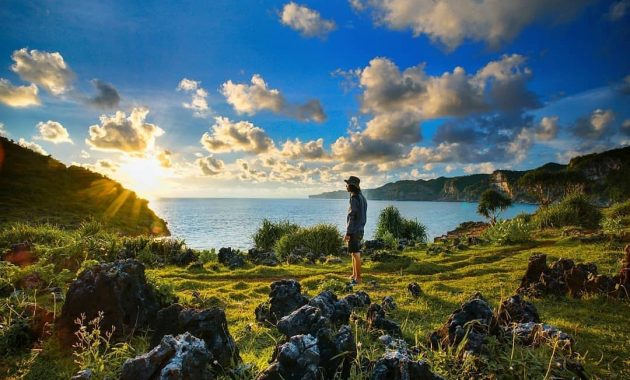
top-left (0, 136), bottom-right (168, 236)
top-left (310, 146), bottom-right (629, 204)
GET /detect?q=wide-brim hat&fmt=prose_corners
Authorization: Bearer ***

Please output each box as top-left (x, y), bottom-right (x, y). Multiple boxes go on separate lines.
top-left (344, 176), bottom-right (360, 187)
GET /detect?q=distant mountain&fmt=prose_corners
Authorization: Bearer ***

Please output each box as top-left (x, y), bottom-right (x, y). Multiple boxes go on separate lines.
top-left (310, 147), bottom-right (630, 204)
top-left (0, 136), bottom-right (169, 235)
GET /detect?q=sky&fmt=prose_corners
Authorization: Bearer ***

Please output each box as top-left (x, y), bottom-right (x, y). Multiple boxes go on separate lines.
top-left (0, 0), bottom-right (629, 199)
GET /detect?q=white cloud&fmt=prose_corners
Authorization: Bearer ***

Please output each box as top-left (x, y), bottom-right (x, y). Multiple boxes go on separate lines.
top-left (358, 0), bottom-right (590, 49)
top-left (86, 107), bottom-right (164, 153)
top-left (463, 162), bottom-right (495, 174)
top-left (177, 78), bottom-right (210, 117)
top-left (0, 123), bottom-right (8, 137)
top-left (18, 138), bottom-right (48, 155)
top-left (571, 109), bottom-right (615, 140)
top-left (280, 138), bottom-right (330, 161)
top-left (11, 48), bottom-right (75, 95)
top-left (280, 2), bottom-right (336, 38)
top-left (80, 150), bottom-right (90, 159)
top-left (535, 116), bottom-right (559, 141)
top-left (0, 78), bottom-right (40, 107)
top-left (200, 117), bottom-right (274, 154)
top-left (221, 74), bottom-right (326, 122)
top-left (196, 155), bottom-right (225, 176)
top-left (35, 120), bottom-right (73, 144)
top-left (157, 150), bottom-right (173, 168)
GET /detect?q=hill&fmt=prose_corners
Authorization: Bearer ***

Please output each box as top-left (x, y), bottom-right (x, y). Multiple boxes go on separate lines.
top-left (310, 146), bottom-right (629, 204)
top-left (0, 136), bottom-right (169, 235)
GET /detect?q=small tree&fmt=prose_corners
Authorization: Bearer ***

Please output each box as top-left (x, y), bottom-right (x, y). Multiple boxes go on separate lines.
top-left (477, 189), bottom-right (513, 224)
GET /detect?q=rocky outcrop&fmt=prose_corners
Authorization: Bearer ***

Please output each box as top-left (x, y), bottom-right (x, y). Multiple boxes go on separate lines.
top-left (247, 249), bottom-right (279, 266)
top-left (367, 304), bottom-right (401, 336)
top-left (277, 305), bottom-right (330, 338)
top-left (371, 350), bottom-right (443, 380)
top-left (255, 279), bottom-right (309, 325)
top-left (496, 295), bottom-right (540, 325)
top-left (120, 333), bottom-right (212, 380)
top-left (218, 247), bottom-right (246, 269)
top-left (256, 334), bottom-right (320, 380)
top-left (150, 305), bottom-right (241, 369)
top-left (506, 322), bottom-right (573, 350)
top-left (408, 283), bottom-right (422, 298)
top-left (57, 259), bottom-right (162, 345)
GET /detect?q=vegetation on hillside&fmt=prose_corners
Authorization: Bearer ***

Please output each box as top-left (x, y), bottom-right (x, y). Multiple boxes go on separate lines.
top-left (0, 137), bottom-right (168, 236)
top-left (477, 189), bottom-right (513, 224)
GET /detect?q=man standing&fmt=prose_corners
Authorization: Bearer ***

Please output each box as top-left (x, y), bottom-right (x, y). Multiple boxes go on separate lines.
top-left (344, 176), bottom-right (367, 285)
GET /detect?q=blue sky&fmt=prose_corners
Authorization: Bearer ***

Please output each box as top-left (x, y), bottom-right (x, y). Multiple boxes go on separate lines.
top-left (0, 0), bottom-right (629, 198)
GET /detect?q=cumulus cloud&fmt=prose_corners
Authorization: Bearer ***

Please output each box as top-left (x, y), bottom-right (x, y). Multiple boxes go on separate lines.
top-left (571, 109), bottom-right (615, 140)
top-left (0, 123), bottom-right (8, 137)
top-left (280, 2), bottom-right (336, 38)
top-left (0, 78), bottom-right (40, 107)
top-left (221, 75), bottom-right (326, 122)
top-left (535, 116), bottom-right (559, 141)
top-left (357, 0), bottom-right (590, 49)
top-left (331, 133), bottom-right (404, 162)
top-left (177, 78), bottom-right (210, 117)
top-left (157, 150), bottom-right (173, 168)
top-left (196, 155), bottom-right (225, 176)
top-left (87, 80), bottom-right (120, 109)
top-left (11, 48), bottom-right (75, 95)
top-left (80, 150), bottom-right (90, 159)
top-left (201, 117), bottom-right (274, 154)
top-left (18, 138), bottom-right (48, 155)
top-left (463, 162), bottom-right (496, 174)
top-left (281, 138), bottom-right (330, 160)
top-left (35, 120), bottom-right (73, 144)
top-left (86, 107), bottom-right (164, 153)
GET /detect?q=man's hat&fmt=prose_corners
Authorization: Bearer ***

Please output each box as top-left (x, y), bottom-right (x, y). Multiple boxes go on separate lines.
top-left (344, 176), bottom-right (361, 187)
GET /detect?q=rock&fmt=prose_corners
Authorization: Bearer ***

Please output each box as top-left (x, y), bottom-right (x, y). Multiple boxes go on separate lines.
top-left (24, 303), bottom-right (54, 340)
top-left (172, 248), bottom-right (197, 266)
top-left (218, 247), bottom-right (246, 269)
top-left (367, 304), bottom-right (401, 336)
top-left (277, 305), bottom-right (330, 338)
top-left (71, 369), bottom-right (94, 380)
top-left (4, 242), bottom-right (36, 267)
top-left (248, 249), bottom-right (279, 266)
top-left (187, 261), bottom-right (204, 271)
top-left (18, 272), bottom-right (45, 290)
top-left (429, 293), bottom-right (494, 354)
top-left (257, 334), bottom-right (320, 380)
top-left (57, 259), bottom-right (162, 345)
top-left (507, 322), bottom-right (573, 350)
top-left (371, 349), bottom-right (442, 380)
top-left (255, 279), bottom-right (309, 325)
top-left (496, 295), bottom-right (540, 326)
top-left (324, 256), bottom-right (343, 265)
top-left (285, 253), bottom-right (302, 265)
top-left (408, 283), bottom-right (422, 298)
top-left (342, 291), bottom-right (371, 309)
top-left (585, 274), bottom-right (618, 296)
top-left (121, 332), bottom-right (212, 380)
top-left (381, 296), bottom-right (397, 311)
top-left (363, 240), bottom-right (386, 251)
top-left (317, 325), bottom-right (356, 378)
top-left (565, 267), bottom-right (589, 298)
top-left (518, 254), bottom-right (548, 292)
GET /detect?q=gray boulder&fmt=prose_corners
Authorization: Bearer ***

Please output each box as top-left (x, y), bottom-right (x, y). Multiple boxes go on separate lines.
top-left (256, 334), bottom-right (320, 380)
top-left (255, 280), bottom-right (309, 324)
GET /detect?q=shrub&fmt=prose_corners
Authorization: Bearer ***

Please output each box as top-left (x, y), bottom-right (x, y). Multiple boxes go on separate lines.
top-left (380, 231), bottom-right (398, 249)
top-left (481, 216), bottom-right (534, 245)
top-left (274, 224), bottom-right (342, 259)
top-left (477, 189), bottom-right (513, 224)
top-left (375, 206), bottom-right (427, 242)
top-left (533, 193), bottom-right (602, 229)
top-left (198, 248), bottom-right (217, 264)
top-left (253, 219), bottom-right (300, 251)
top-left (601, 216), bottom-right (623, 237)
top-left (607, 200), bottom-right (630, 218)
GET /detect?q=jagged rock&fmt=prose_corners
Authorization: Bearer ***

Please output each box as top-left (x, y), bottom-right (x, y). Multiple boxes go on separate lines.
top-left (57, 259), bottom-right (162, 345)
top-left (218, 247), bottom-right (246, 269)
top-left (24, 303), bottom-right (54, 340)
top-left (172, 248), bottom-right (197, 266)
top-left (370, 350), bottom-right (442, 380)
top-left (151, 305), bottom-right (240, 369)
top-left (277, 305), bottom-right (330, 338)
top-left (518, 254), bottom-right (548, 292)
top-left (248, 249), bottom-right (279, 266)
top-left (121, 333), bottom-right (212, 380)
top-left (367, 304), bottom-right (401, 336)
top-left (71, 369), bottom-right (93, 380)
top-left (342, 291), bottom-right (371, 309)
top-left (317, 325), bottom-right (356, 378)
top-left (257, 334), bottom-right (320, 380)
top-left (4, 242), bottom-right (36, 267)
top-left (429, 293), bottom-right (494, 354)
top-left (381, 296), bottom-right (397, 311)
top-left (507, 322), bottom-right (573, 350)
top-left (255, 279), bottom-right (309, 325)
top-left (496, 295), bottom-right (540, 326)
top-left (408, 283), bottom-right (422, 298)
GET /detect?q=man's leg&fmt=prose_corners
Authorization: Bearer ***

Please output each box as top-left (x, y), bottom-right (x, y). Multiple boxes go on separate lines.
top-left (352, 252), bottom-right (362, 283)
top-left (350, 253), bottom-right (356, 280)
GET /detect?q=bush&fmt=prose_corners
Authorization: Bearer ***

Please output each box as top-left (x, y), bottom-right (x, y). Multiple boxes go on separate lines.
top-left (533, 193), bottom-right (602, 229)
top-left (375, 206), bottom-right (427, 242)
top-left (253, 219), bottom-right (300, 251)
top-left (274, 224), bottom-right (342, 259)
top-left (607, 200), bottom-right (630, 218)
top-left (601, 216), bottom-right (623, 237)
top-left (198, 248), bottom-right (217, 264)
top-left (380, 231), bottom-right (398, 249)
top-left (481, 215), bottom-right (534, 245)
top-left (477, 189), bottom-right (513, 224)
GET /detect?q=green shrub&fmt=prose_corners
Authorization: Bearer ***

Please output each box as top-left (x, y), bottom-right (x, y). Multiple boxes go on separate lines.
top-left (198, 248), bottom-right (217, 264)
top-left (274, 224), bottom-right (342, 259)
top-left (607, 200), bottom-right (630, 218)
top-left (380, 231), bottom-right (398, 249)
top-left (253, 219), bottom-right (300, 251)
top-left (601, 216), bottom-right (623, 237)
top-left (375, 206), bottom-right (427, 242)
top-left (0, 222), bottom-right (73, 249)
top-left (481, 216), bottom-right (534, 245)
top-left (533, 193), bottom-right (602, 229)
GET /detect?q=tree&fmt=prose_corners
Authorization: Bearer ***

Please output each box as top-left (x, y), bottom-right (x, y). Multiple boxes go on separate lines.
top-left (518, 170), bottom-right (587, 206)
top-left (477, 189), bottom-right (513, 224)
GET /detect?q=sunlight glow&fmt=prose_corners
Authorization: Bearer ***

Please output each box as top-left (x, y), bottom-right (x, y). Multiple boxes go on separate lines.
top-left (117, 156), bottom-right (166, 200)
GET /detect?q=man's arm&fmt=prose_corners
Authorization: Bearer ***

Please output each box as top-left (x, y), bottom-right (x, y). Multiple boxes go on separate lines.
top-left (346, 196), bottom-right (359, 237)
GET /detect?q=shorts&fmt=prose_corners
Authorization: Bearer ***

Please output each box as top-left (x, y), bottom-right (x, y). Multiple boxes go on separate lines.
top-left (348, 232), bottom-right (363, 253)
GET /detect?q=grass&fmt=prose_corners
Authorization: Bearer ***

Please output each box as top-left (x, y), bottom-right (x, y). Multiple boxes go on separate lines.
top-left (1, 224), bottom-right (629, 379)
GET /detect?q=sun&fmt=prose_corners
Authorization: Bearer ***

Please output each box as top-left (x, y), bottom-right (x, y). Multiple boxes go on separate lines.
top-left (118, 156), bottom-right (166, 199)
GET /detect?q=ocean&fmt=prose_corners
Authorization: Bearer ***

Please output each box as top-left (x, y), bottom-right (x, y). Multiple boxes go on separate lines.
top-left (151, 198), bottom-right (538, 251)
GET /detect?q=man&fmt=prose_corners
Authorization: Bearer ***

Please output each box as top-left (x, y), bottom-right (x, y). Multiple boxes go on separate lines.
top-left (344, 176), bottom-right (367, 285)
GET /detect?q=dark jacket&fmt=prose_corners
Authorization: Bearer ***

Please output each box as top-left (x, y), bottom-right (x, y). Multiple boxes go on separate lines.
top-left (346, 192), bottom-right (367, 235)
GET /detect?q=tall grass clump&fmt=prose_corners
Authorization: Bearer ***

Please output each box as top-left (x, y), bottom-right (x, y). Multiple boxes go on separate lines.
top-left (274, 224), bottom-right (342, 259)
top-left (374, 206), bottom-right (427, 242)
top-left (253, 219), bottom-right (300, 251)
top-left (0, 222), bottom-right (73, 249)
top-left (533, 193), bottom-right (602, 229)
top-left (481, 215), bottom-right (534, 245)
